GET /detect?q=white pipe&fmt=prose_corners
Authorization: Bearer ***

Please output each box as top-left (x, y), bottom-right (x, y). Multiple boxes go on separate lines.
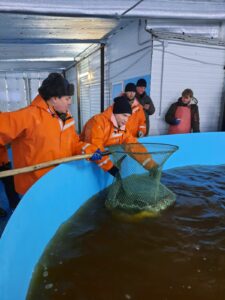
top-left (0, 2), bottom-right (225, 20)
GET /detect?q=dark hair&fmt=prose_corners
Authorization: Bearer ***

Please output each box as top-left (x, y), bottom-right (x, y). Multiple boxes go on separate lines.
top-left (113, 96), bottom-right (132, 115)
top-left (38, 73), bottom-right (74, 101)
top-left (136, 78), bottom-right (147, 87)
top-left (182, 88), bottom-right (193, 98)
top-left (125, 83), bottom-right (136, 93)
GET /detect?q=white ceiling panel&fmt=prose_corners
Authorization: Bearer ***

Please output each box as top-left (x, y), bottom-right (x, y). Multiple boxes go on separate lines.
top-left (0, 0), bottom-right (224, 72)
top-left (0, 12), bottom-right (120, 72)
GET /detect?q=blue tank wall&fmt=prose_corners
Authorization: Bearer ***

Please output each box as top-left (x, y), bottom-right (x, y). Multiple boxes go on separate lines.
top-left (1, 132), bottom-right (225, 300)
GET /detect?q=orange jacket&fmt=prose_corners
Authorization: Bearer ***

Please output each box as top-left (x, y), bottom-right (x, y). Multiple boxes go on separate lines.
top-left (0, 145), bottom-right (9, 166)
top-left (126, 99), bottom-right (147, 137)
top-left (80, 106), bottom-right (156, 172)
top-left (0, 95), bottom-right (96, 194)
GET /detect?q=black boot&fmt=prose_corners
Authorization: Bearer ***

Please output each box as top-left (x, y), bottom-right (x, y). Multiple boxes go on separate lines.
top-left (0, 207), bottom-right (7, 217)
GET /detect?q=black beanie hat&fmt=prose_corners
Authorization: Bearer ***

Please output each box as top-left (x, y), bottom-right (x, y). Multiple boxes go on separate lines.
top-left (125, 82), bottom-right (136, 92)
top-left (113, 96), bottom-right (132, 115)
top-left (38, 73), bottom-right (74, 101)
top-left (136, 78), bottom-right (147, 87)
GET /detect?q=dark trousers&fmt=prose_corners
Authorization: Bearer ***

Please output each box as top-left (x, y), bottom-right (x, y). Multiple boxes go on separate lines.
top-left (0, 162), bottom-right (20, 210)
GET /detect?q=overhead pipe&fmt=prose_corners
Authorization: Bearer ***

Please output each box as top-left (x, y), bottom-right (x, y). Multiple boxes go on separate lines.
top-left (146, 20), bottom-right (222, 39)
top-left (0, 39), bottom-right (101, 44)
top-left (145, 20), bottom-right (225, 45)
top-left (0, 2), bottom-right (225, 20)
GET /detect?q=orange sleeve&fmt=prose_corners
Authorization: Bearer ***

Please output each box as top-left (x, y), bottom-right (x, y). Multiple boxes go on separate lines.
top-left (71, 122), bottom-right (98, 156)
top-left (124, 130), bottom-right (138, 144)
top-left (0, 110), bottom-right (29, 145)
top-left (123, 139), bottom-right (157, 170)
top-left (81, 117), bottom-right (113, 172)
top-left (138, 107), bottom-right (147, 136)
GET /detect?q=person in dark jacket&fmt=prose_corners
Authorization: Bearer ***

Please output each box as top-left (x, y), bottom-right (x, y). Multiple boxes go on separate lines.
top-left (165, 88), bottom-right (200, 134)
top-left (136, 78), bottom-right (155, 135)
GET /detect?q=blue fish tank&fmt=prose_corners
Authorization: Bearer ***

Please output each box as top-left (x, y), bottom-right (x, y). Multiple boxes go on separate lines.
top-left (1, 132), bottom-right (225, 299)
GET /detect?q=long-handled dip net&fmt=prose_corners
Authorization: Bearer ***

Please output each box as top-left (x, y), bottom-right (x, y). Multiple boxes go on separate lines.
top-left (105, 143), bottom-right (178, 216)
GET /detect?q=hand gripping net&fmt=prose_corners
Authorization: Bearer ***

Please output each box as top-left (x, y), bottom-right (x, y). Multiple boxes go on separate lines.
top-left (105, 143), bottom-right (178, 214)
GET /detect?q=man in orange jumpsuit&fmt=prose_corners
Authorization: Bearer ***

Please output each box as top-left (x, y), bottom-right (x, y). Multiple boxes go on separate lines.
top-left (0, 73), bottom-right (101, 197)
top-left (80, 96), bottom-right (157, 177)
top-left (123, 83), bottom-right (147, 138)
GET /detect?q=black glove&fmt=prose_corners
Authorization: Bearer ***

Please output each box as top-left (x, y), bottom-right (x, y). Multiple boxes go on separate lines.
top-left (108, 165), bottom-right (120, 177)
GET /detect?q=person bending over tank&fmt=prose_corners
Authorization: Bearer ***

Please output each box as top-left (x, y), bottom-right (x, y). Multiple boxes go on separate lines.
top-left (136, 78), bottom-right (155, 135)
top-left (165, 88), bottom-right (200, 134)
top-left (80, 96), bottom-right (157, 177)
top-left (122, 82), bottom-right (147, 138)
top-left (0, 73), bottom-right (101, 199)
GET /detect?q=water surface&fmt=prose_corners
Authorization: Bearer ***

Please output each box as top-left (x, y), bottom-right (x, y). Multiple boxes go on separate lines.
top-left (27, 165), bottom-right (225, 300)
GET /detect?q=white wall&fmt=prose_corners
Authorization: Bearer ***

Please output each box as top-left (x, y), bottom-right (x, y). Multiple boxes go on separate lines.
top-left (76, 20), bottom-right (153, 129)
top-left (54, 20), bottom-right (225, 138)
top-left (74, 46), bottom-right (110, 130)
top-left (0, 72), bottom-right (48, 112)
top-left (106, 19), bottom-right (153, 103)
top-left (105, 20), bottom-right (225, 135)
top-left (77, 50), bottom-right (101, 128)
top-left (151, 41), bottom-right (225, 135)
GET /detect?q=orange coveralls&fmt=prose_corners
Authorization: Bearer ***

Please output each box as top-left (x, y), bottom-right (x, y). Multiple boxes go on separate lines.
top-left (80, 106), bottom-right (156, 172)
top-left (0, 95), bottom-right (96, 194)
top-left (126, 99), bottom-right (147, 137)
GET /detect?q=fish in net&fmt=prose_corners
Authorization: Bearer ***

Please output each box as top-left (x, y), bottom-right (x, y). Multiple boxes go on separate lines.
top-left (105, 143), bottom-right (178, 217)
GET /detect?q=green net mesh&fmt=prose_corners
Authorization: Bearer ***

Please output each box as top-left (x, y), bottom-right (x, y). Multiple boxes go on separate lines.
top-left (105, 143), bottom-right (178, 215)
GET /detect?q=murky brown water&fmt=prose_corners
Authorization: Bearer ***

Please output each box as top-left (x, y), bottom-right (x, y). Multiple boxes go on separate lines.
top-left (27, 165), bottom-right (225, 300)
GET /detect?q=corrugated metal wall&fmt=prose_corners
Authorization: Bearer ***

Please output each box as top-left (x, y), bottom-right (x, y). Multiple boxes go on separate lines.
top-left (0, 72), bottom-right (48, 112)
top-left (77, 46), bottom-right (110, 130)
top-left (151, 40), bottom-right (225, 135)
top-left (65, 67), bottom-right (78, 124)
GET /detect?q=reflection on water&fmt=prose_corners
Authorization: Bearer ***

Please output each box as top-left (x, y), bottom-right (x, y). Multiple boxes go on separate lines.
top-left (27, 165), bottom-right (225, 300)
